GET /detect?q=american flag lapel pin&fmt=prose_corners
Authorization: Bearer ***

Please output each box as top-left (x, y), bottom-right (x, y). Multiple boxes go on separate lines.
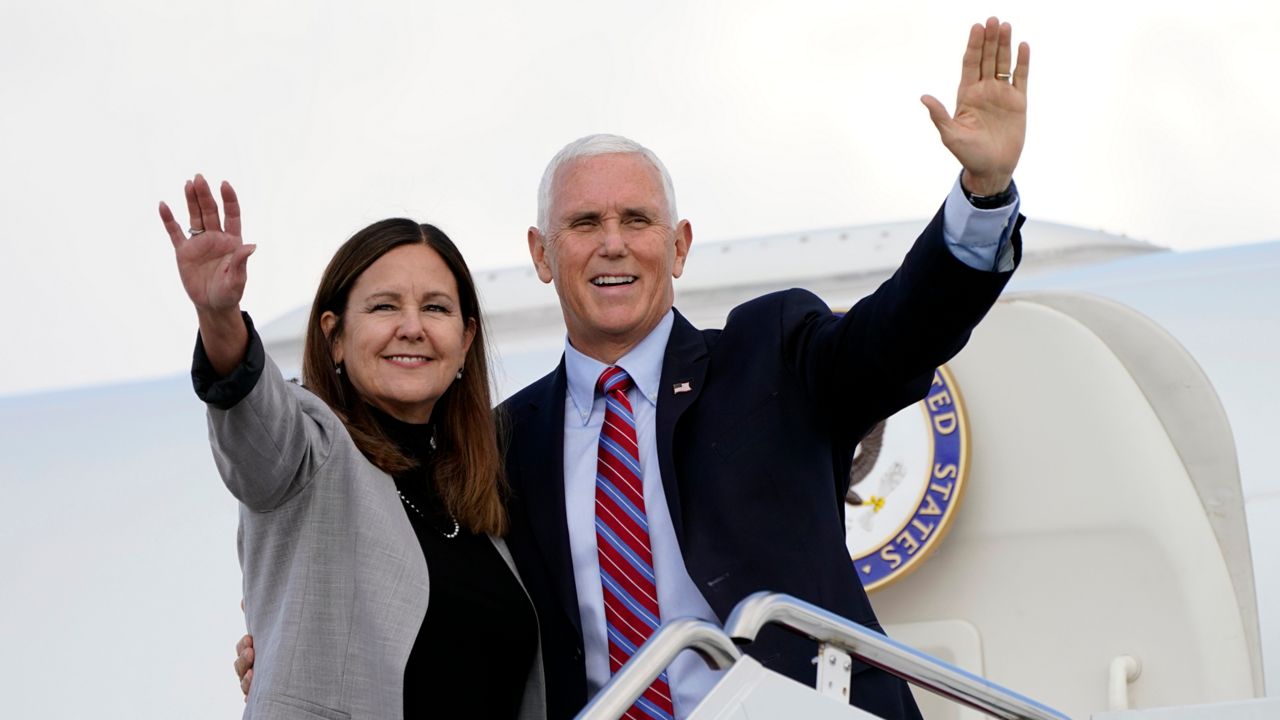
top-left (672, 380), bottom-right (693, 395)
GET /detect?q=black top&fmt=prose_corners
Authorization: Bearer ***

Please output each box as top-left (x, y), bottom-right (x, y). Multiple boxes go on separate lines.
top-left (375, 409), bottom-right (538, 719)
top-left (192, 315), bottom-right (537, 719)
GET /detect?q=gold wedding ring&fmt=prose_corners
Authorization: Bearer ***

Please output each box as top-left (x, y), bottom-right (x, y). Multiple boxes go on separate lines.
top-left (995, 72), bottom-right (1012, 81)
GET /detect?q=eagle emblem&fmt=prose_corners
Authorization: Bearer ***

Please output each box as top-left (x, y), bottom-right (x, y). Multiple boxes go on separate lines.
top-left (843, 366), bottom-right (969, 592)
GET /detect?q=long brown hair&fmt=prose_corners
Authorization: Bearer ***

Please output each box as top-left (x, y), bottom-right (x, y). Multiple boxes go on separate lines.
top-left (301, 218), bottom-right (507, 536)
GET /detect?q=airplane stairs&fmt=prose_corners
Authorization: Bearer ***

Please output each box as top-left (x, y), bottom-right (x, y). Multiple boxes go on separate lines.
top-left (574, 592), bottom-right (1070, 720)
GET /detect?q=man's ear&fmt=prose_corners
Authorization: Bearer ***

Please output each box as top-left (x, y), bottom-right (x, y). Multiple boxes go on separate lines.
top-left (320, 311), bottom-right (342, 364)
top-left (671, 219), bottom-right (693, 279)
top-left (528, 227), bottom-right (554, 284)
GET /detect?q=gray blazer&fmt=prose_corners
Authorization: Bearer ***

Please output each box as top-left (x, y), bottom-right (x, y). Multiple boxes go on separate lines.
top-left (208, 355), bottom-right (545, 720)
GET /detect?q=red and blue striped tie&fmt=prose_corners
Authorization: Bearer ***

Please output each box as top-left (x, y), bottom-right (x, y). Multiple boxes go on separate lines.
top-left (595, 366), bottom-right (675, 720)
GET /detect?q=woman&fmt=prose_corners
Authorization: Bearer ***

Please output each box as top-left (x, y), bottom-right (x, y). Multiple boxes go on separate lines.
top-left (160, 175), bottom-right (543, 719)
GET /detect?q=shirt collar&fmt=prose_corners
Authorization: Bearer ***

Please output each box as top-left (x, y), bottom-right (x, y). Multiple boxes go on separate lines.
top-left (564, 309), bottom-right (675, 425)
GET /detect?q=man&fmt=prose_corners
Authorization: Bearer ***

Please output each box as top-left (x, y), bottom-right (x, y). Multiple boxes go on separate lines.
top-left (238, 16), bottom-right (1029, 720)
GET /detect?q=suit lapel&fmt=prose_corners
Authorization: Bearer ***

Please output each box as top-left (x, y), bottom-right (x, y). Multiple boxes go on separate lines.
top-left (655, 308), bottom-right (709, 546)
top-left (512, 360), bottom-right (583, 637)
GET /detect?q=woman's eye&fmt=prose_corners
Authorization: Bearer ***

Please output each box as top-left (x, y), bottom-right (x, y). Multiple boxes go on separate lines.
top-left (372, 303), bottom-right (396, 312)
top-left (424, 304), bottom-right (448, 313)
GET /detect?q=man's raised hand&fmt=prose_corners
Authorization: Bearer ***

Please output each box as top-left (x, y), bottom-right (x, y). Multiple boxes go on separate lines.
top-left (921, 17), bottom-right (1029, 197)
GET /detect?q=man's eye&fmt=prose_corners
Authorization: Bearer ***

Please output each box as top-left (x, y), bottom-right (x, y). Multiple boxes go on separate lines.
top-left (571, 219), bottom-right (597, 229)
top-left (627, 216), bottom-right (651, 226)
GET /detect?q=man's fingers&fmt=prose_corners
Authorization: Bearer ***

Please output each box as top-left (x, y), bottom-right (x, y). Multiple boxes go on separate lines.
top-left (159, 202), bottom-right (185, 248)
top-left (222, 182), bottom-right (242, 238)
top-left (920, 95), bottom-right (952, 133)
top-left (192, 174), bottom-right (224, 234)
top-left (1013, 42), bottom-right (1031, 92)
top-left (995, 22), bottom-right (1013, 78)
top-left (235, 632), bottom-right (255, 698)
top-left (234, 644), bottom-right (254, 677)
top-left (980, 16), bottom-right (999, 79)
top-left (959, 23), bottom-right (983, 87)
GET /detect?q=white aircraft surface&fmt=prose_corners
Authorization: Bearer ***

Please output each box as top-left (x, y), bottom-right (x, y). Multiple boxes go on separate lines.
top-left (1, 220), bottom-right (1275, 718)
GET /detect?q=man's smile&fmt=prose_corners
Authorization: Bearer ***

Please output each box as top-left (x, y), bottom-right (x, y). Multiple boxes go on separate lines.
top-left (591, 275), bottom-right (637, 287)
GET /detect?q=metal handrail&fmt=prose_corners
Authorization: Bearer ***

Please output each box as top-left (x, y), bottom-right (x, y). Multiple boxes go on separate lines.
top-left (723, 592), bottom-right (1071, 720)
top-left (573, 618), bottom-right (742, 720)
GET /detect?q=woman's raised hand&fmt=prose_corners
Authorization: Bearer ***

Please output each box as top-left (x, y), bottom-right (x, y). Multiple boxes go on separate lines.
top-left (160, 175), bottom-right (254, 375)
top-left (159, 175), bottom-right (256, 314)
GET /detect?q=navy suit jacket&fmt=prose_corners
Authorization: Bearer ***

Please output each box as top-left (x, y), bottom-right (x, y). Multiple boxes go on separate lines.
top-left (501, 206), bottom-right (1022, 719)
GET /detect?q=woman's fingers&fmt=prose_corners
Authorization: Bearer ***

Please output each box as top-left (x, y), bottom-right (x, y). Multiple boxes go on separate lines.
top-left (184, 180), bottom-right (202, 233)
top-left (231, 243), bottom-right (257, 277)
top-left (221, 181), bottom-right (241, 238)
top-left (158, 202), bottom-right (186, 248)
top-left (164, 175), bottom-right (250, 311)
top-left (179, 175), bottom-right (240, 238)
top-left (192, 174), bottom-right (224, 234)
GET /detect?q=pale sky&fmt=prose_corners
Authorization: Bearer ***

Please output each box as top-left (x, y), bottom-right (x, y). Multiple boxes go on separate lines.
top-left (2, 0), bottom-right (1277, 398)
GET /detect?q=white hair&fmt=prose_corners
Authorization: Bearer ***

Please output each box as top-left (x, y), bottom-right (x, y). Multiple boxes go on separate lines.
top-left (536, 134), bottom-right (679, 234)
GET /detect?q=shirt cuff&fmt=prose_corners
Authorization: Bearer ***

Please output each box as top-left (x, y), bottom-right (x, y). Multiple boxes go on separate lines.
top-left (941, 174), bottom-right (1020, 273)
top-left (191, 311), bottom-right (266, 410)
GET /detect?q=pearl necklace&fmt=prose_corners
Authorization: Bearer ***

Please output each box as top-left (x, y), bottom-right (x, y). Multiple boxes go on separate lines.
top-left (397, 490), bottom-right (461, 539)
